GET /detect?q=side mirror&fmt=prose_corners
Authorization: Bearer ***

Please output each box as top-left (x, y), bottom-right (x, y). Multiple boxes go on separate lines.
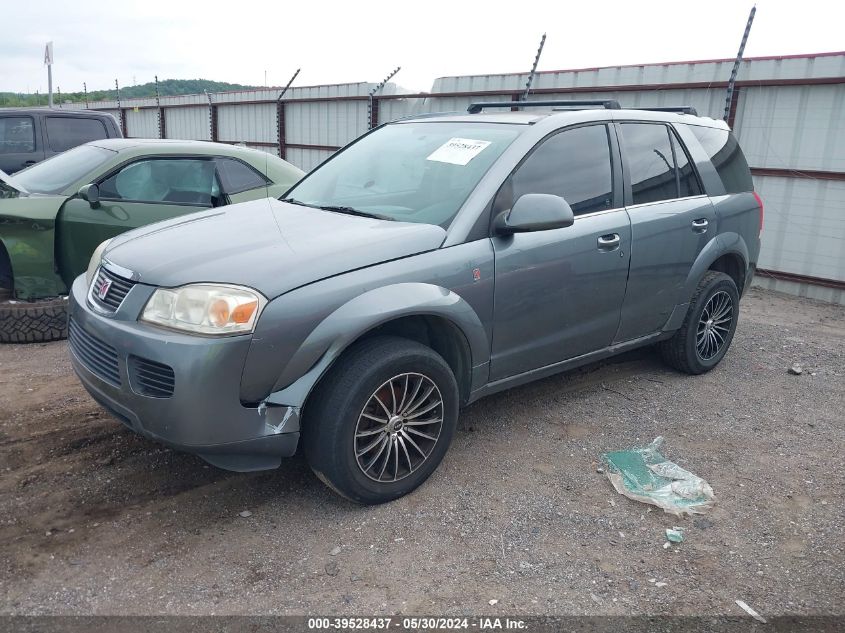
top-left (78, 183), bottom-right (100, 209)
top-left (494, 193), bottom-right (575, 235)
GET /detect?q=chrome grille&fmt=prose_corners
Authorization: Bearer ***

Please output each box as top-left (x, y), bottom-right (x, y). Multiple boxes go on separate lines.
top-left (128, 355), bottom-right (175, 398)
top-left (68, 319), bottom-right (121, 387)
top-left (90, 267), bottom-right (135, 313)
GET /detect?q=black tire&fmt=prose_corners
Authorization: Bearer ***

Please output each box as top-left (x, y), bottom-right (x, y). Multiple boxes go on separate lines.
top-left (660, 271), bottom-right (739, 375)
top-left (303, 335), bottom-right (459, 505)
top-left (0, 297), bottom-right (68, 343)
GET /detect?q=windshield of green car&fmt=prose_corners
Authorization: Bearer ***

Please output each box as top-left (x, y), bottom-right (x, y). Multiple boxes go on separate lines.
top-left (283, 122), bottom-right (522, 227)
top-left (14, 145), bottom-right (116, 194)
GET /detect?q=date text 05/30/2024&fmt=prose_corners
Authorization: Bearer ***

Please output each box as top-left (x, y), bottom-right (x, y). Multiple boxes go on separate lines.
top-left (307, 617), bottom-right (528, 630)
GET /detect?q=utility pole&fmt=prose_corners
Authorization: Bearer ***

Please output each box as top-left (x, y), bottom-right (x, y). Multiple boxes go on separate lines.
top-left (44, 42), bottom-right (54, 108)
top-left (724, 5), bottom-right (756, 122)
top-left (522, 33), bottom-right (547, 102)
top-left (83, 82), bottom-right (89, 109)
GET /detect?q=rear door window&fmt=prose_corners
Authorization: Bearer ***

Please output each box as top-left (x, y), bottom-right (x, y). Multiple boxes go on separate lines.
top-left (502, 124), bottom-right (614, 216)
top-left (45, 117), bottom-right (109, 153)
top-left (0, 116), bottom-right (36, 154)
top-left (215, 157), bottom-right (267, 194)
top-left (619, 123), bottom-right (678, 205)
top-left (99, 158), bottom-right (217, 206)
top-left (688, 125), bottom-right (753, 193)
top-left (669, 129), bottom-right (702, 198)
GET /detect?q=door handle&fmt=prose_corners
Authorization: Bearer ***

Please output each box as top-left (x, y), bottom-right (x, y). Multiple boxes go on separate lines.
top-left (597, 233), bottom-right (621, 251)
top-left (22, 160), bottom-right (36, 166)
top-left (691, 218), bottom-right (709, 232)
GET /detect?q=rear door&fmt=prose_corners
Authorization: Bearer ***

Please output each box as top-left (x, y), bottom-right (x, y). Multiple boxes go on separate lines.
top-left (613, 121), bottom-right (715, 342)
top-left (490, 123), bottom-right (631, 380)
top-left (56, 156), bottom-right (220, 285)
top-left (43, 116), bottom-right (110, 160)
top-left (0, 114), bottom-right (43, 173)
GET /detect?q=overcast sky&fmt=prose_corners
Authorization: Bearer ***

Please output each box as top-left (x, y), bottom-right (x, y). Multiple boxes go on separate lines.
top-left (2, 0), bottom-right (843, 95)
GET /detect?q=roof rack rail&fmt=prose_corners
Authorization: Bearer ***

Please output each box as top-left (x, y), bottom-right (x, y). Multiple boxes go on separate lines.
top-left (393, 111), bottom-right (465, 122)
top-left (632, 106), bottom-right (699, 116)
top-left (467, 99), bottom-right (621, 114)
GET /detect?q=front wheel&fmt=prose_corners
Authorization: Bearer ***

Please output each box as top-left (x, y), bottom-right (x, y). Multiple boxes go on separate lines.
top-left (660, 271), bottom-right (739, 375)
top-left (303, 336), bottom-right (459, 504)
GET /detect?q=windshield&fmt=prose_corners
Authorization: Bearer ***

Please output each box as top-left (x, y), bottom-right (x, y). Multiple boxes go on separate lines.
top-left (14, 144), bottom-right (115, 194)
top-left (284, 122), bottom-right (522, 227)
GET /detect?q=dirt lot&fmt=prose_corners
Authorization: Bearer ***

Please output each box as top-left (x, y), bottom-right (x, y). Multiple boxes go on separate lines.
top-left (0, 288), bottom-right (843, 617)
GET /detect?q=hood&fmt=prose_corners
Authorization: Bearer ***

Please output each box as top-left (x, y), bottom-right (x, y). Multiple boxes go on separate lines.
top-left (104, 197), bottom-right (447, 298)
top-left (0, 169), bottom-right (28, 196)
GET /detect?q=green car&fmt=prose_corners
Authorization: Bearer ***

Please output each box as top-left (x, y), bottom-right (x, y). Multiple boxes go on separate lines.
top-left (0, 139), bottom-right (304, 343)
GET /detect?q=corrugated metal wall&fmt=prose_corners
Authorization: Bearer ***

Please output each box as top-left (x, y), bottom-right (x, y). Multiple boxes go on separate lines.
top-left (21, 53), bottom-right (844, 302)
top-left (164, 106), bottom-right (210, 140)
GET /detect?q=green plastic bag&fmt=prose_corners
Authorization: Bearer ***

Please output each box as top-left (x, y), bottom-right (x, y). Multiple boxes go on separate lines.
top-left (602, 437), bottom-right (715, 516)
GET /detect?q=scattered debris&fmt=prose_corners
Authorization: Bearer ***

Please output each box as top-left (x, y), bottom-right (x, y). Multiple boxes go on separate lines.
top-left (325, 561), bottom-right (339, 577)
top-left (488, 599), bottom-right (498, 606)
top-left (665, 527), bottom-right (685, 543)
top-left (601, 437), bottom-right (715, 515)
top-left (663, 542), bottom-right (671, 549)
top-left (238, 510), bottom-right (252, 518)
top-left (330, 546), bottom-right (342, 556)
top-left (788, 364), bottom-right (803, 376)
top-left (736, 599), bottom-right (767, 623)
top-left (655, 582), bottom-right (668, 588)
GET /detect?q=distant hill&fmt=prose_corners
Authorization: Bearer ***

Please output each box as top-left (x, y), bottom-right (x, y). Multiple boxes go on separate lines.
top-left (0, 79), bottom-right (261, 107)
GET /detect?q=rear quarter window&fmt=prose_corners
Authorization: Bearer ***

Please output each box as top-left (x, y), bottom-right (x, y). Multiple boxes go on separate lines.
top-left (46, 117), bottom-right (109, 153)
top-left (0, 116), bottom-right (36, 154)
top-left (689, 125), bottom-right (753, 194)
top-left (215, 157), bottom-right (268, 194)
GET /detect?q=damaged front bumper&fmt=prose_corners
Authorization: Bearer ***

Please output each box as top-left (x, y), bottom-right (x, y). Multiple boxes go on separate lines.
top-left (68, 274), bottom-right (299, 472)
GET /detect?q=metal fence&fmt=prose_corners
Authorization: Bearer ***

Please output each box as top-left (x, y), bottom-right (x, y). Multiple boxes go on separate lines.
top-left (56, 52), bottom-right (845, 302)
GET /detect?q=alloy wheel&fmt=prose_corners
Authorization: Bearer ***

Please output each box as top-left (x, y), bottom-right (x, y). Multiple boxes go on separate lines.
top-left (354, 373), bottom-right (444, 483)
top-left (696, 290), bottom-right (733, 361)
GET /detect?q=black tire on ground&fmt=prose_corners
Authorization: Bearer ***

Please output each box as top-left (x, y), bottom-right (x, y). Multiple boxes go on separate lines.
top-left (660, 271), bottom-right (740, 375)
top-left (302, 335), bottom-right (459, 505)
top-left (0, 297), bottom-right (68, 343)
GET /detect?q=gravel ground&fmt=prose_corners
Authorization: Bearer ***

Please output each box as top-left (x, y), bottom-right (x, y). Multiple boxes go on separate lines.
top-left (0, 288), bottom-right (843, 617)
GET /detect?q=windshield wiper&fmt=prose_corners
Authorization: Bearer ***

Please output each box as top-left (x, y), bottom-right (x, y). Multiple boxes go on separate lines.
top-left (280, 198), bottom-right (393, 221)
top-left (316, 205), bottom-right (394, 221)
top-left (279, 197), bottom-right (316, 207)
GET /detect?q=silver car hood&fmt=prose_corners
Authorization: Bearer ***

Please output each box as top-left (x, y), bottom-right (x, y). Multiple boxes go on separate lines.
top-left (104, 197), bottom-right (447, 298)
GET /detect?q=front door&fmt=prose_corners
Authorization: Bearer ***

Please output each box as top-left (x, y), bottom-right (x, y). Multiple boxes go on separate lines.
top-left (56, 156), bottom-right (219, 285)
top-left (490, 124), bottom-right (631, 381)
top-left (613, 122), bottom-right (716, 342)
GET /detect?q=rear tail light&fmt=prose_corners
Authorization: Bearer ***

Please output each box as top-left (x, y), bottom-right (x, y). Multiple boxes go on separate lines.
top-left (753, 191), bottom-right (764, 234)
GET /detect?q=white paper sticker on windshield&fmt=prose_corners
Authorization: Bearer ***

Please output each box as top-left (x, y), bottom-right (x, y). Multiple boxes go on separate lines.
top-left (426, 138), bottom-right (492, 166)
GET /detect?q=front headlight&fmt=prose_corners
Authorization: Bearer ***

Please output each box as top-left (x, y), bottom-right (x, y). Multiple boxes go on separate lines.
top-left (86, 239), bottom-right (113, 287)
top-left (140, 284), bottom-right (267, 336)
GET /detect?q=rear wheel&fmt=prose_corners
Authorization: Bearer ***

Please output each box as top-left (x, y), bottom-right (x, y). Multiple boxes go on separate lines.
top-left (660, 271), bottom-right (739, 374)
top-left (0, 297), bottom-right (68, 343)
top-left (303, 336), bottom-right (459, 504)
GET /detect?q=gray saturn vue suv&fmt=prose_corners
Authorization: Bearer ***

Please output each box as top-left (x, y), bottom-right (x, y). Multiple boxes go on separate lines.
top-left (68, 100), bottom-right (762, 504)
